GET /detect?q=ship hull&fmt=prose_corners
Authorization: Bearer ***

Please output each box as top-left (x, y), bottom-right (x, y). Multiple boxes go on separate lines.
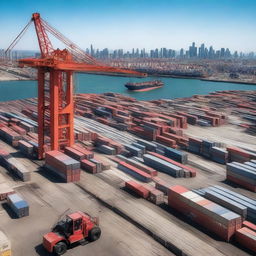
top-left (125, 84), bottom-right (163, 92)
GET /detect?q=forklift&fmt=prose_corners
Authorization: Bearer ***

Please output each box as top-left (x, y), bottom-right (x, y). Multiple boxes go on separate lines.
top-left (43, 211), bottom-right (101, 255)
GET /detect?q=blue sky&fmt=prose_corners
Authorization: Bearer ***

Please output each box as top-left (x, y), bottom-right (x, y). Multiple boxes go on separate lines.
top-left (0, 0), bottom-right (255, 52)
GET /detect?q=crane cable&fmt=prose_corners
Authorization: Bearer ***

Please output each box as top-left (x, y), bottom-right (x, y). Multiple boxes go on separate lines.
top-left (5, 19), bottom-right (32, 57)
top-left (41, 18), bottom-right (99, 65)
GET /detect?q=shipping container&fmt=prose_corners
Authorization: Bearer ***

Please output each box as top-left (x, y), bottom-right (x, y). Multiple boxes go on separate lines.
top-left (0, 183), bottom-right (15, 201)
top-left (124, 144), bottom-right (143, 158)
top-left (154, 178), bottom-right (170, 195)
top-left (204, 190), bottom-right (247, 218)
top-left (116, 155), bottom-right (157, 177)
top-left (136, 139), bottom-right (157, 151)
top-left (243, 221), bottom-right (256, 232)
top-left (0, 231), bottom-right (11, 256)
top-left (125, 180), bottom-right (149, 198)
top-left (235, 227), bottom-right (256, 253)
top-left (168, 185), bottom-right (242, 241)
top-left (18, 140), bottom-right (34, 156)
top-left (226, 162), bottom-right (256, 191)
top-left (97, 145), bottom-right (116, 155)
top-left (45, 151), bottom-right (80, 183)
top-left (143, 154), bottom-right (183, 178)
top-left (196, 186), bottom-right (256, 223)
top-left (0, 155), bottom-right (31, 182)
top-left (148, 152), bottom-right (197, 177)
top-left (80, 159), bottom-right (97, 174)
top-left (64, 147), bottom-right (86, 161)
top-left (7, 193), bottom-right (29, 218)
top-left (118, 162), bottom-right (151, 182)
top-left (164, 147), bottom-right (188, 164)
top-left (148, 188), bottom-right (164, 205)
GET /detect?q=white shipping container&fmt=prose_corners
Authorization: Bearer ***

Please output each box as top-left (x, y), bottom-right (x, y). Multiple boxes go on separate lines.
top-left (0, 231), bottom-right (11, 252)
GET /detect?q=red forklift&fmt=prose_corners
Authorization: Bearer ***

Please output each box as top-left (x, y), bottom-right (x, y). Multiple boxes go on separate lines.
top-left (43, 211), bottom-right (101, 255)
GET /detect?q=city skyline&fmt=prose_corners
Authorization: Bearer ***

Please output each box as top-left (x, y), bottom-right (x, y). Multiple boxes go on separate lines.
top-left (2, 41), bottom-right (256, 60)
top-left (0, 0), bottom-right (256, 53)
top-left (87, 42), bottom-right (255, 59)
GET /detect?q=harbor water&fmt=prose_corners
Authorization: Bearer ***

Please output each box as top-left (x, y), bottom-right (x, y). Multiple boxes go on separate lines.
top-left (0, 73), bottom-right (255, 102)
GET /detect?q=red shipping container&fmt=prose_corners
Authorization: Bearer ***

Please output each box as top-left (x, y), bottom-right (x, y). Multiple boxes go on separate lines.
top-left (71, 144), bottom-right (94, 159)
top-left (118, 162), bottom-right (152, 182)
top-left (227, 147), bottom-right (254, 159)
top-left (123, 159), bottom-right (157, 177)
top-left (227, 175), bottom-right (256, 192)
top-left (80, 159), bottom-right (97, 174)
top-left (156, 135), bottom-right (176, 147)
top-left (168, 185), bottom-right (242, 241)
top-left (243, 221), bottom-right (256, 232)
top-left (235, 227), bottom-right (256, 253)
top-left (125, 180), bottom-right (149, 198)
top-left (10, 124), bottom-right (26, 136)
top-left (65, 147), bottom-right (86, 161)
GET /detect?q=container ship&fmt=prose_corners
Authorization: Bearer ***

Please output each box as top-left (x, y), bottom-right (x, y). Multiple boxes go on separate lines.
top-left (125, 80), bottom-right (164, 92)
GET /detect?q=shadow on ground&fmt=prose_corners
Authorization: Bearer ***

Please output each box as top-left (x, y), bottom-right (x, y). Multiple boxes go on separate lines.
top-left (37, 167), bottom-right (66, 183)
top-left (2, 202), bottom-right (18, 219)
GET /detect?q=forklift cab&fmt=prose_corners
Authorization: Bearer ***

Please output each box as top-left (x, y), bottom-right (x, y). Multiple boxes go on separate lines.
top-left (67, 212), bottom-right (84, 244)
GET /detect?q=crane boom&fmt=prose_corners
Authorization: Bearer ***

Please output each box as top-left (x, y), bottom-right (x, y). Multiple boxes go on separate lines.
top-left (32, 13), bottom-right (55, 58)
top-left (6, 13), bottom-right (147, 159)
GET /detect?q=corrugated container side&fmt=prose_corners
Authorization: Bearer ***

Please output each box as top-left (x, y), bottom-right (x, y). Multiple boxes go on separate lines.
top-left (235, 227), bottom-right (256, 253)
top-left (168, 185), bottom-right (242, 241)
top-left (125, 180), bottom-right (149, 198)
top-left (7, 193), bottom-right (29, 218)
top-left (118, 162), bottom-right (151, 182)
top-left (205, 191), bottom-right (247, 218)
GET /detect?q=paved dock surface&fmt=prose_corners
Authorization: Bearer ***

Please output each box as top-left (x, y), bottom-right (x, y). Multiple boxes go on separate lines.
top-left (0, 139), bottom-right (252, 256)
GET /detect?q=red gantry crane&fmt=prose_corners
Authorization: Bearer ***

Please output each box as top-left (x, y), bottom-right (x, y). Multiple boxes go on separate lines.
top-left (6, 13), bottom-right (146, 159)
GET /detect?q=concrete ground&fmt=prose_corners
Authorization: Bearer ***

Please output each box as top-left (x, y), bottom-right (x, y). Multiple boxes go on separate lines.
top-left (0, 122), bottom-right (255, 256)
top-left (0, 141), bottom-right (172, 256)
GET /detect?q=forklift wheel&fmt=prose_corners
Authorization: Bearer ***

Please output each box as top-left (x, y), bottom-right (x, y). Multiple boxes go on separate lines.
top-left (89, 226), bottom-right (101, 242)
top-left (54, 242), bottom-right (67, 255)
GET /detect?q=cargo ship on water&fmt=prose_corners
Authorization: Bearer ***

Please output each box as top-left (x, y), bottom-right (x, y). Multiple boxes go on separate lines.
top-left (124, 80), bottom-right (164, 92)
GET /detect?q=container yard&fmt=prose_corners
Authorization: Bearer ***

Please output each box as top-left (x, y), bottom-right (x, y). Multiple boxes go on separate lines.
top-left (0, 7), bottom-right (256, 256)
top-left (0, 89), bottom-right (255, 256)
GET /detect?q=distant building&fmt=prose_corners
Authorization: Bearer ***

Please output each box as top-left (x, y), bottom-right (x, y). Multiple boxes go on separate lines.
top-left (220, 48), bottom-right (225, 58)
top-left (199, 44), bottom-right (205, 58)
top-left (83, 43), bottom-right (254, 60)
top-left (90, 44), bottom-right (94, 56)
top-left (208, 46), bottom-right (214, 59)
top-left (225, 48), bottom-right (231, 58)
top-left (189, 42), bottom-right (197, 58)
top-left (179, 48), bottom-right (184, 58)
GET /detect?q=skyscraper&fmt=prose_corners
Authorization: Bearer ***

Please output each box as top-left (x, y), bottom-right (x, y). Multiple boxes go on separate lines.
top-left (189, 42), bottom-right (197, 58)
top-left (90, 44), bottom-right (94, 56)
top-left (199, 44), bottom-right (205, 58)
top-left (209, 46), bottom-right (214, 59)
top-left (220, 48), bottom-right (225, 58)
top-left (180, 48), bottom-right (184, 58)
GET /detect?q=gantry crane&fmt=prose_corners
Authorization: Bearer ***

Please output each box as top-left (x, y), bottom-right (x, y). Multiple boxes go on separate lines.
top-left (6, 13), bottom-right (146, 159)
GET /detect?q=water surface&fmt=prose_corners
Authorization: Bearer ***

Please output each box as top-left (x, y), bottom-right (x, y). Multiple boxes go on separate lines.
top-left (0, 73), bottom-right (255, 102)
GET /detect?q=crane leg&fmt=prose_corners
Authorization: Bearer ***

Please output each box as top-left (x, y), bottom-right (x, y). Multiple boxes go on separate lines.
top-left (66, 71), bottom-right (74, 146)
top-left (38, 68), bottom-right (45, 159)
top-left (50, 70), bottom-right (60, 151)
top-left (47, 70), bottom-right (74, 153)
